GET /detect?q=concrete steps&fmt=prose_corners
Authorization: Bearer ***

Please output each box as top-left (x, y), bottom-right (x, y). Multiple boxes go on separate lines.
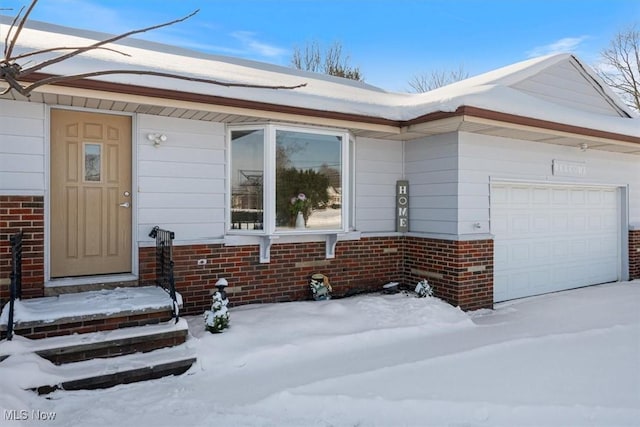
top-left (1, 339), bottom-right (196, 394)
top-left (0, 286), bottom-right (196, 392)
top-left (0, 286), bottom-right (182, 339)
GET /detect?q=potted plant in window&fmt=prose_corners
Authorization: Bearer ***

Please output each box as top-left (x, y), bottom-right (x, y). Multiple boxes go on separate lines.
top-left (276, 167), bottom-right (330, 229)
top-left (290, 193), bottom-right (309, 229)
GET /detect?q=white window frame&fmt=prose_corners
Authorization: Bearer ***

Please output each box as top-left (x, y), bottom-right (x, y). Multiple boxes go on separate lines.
top-left (227, 123), bottom-right (350, 236)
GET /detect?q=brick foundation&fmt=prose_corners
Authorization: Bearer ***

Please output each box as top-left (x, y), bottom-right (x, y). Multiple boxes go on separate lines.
top-left (6, 216), bottom-right (637, 315)
top-left (630, 229), bottom-right (640, 280)
top-left (0, 195), bottom-right (45, 304)
top-left (140, 235), bottom-right (493, 315)
top-left (403, 236), bottom-right (494, 310)
top-left (140, 236), bottom-right (404, 316)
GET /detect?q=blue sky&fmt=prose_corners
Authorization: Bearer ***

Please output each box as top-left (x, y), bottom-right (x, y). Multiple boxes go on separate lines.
top-left (3, 0), bottom-right (638, 91)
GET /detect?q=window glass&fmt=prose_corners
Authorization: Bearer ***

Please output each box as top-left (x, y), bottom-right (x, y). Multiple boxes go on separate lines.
top-left (275, 130), bottom-right (342, 231)
top-left (84, 143), bottom-right (101, 182)
top-left (230, 129), bottom-right (264, 230)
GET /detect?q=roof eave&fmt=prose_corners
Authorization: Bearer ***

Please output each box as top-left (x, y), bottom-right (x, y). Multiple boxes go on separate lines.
top-left (16, 72), bottom-right (640, 147)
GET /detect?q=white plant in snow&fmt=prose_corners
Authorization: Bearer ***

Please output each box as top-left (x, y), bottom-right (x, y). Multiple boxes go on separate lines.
top-left (415, 279), bottom-right (433, 298)
top-left (204, 290), bottom-right (229, 333)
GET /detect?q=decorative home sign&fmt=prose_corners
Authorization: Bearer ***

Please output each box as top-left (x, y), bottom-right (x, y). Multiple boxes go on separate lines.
top-left (552, 160), bottom-right (587, 177)
top-left (396, 180), bottom-right (409, 232)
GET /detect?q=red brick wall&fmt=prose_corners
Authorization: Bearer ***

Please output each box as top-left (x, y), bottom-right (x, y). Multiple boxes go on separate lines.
top-left (140, 236), bottom-right (404, 315)
top-left (140, 235), bottom-right (494, 315)
top-left (0, 196), bottom-right (45, 303)
top-left (10, 218), bottom-right (637, 314)
top-left (630, 229), bottom-right (640, 280)
top-left (403, 236), bottom-right (494, 311)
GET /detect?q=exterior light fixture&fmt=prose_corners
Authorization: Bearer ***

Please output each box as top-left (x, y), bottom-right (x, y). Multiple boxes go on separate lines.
top-left (147, 133), bottom-right (167, 147)
top-left (579, 143), bottom-right (589, 152)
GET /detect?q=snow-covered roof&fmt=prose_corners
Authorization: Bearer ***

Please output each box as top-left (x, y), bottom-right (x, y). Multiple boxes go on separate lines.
top-left (1, 16), bottom-right (638, 138)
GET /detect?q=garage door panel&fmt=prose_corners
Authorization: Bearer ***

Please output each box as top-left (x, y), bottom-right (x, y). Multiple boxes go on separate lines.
top-left (552, 240), bottom-right (569, 258)
top-left (532, 241), bottom-right (549, 260)
top-left (603, 214), bottom-right (618, 230)
top-left (588, 189), bottom-right (602, 204)
top-left (511, 187), bottom-right (530, 203)
top-left (568, 214), bottom-right (587, 232)
top-left (492, 185), bottom-right (509, 203)
top-left (532, 214), bottom-right (550, 232)
top-left (510, 244), bottom-right (530, 263)
top-left (492, 213), bottom-right (509, 234)
top-left (570, 189), bottom-right (586, 204)
top-left (492, 183), bottom-right (620, 302)
top-left (532, 187), bottom-right (550, 204)
top-left (552, 214), bottom-right (569, 232)
top-left (603, 189), bottom-right (616, 201)
top-left (494, 243), bottom-right (509, 264)
top-left (570, 239), bottom-right (587, 257)
top-left (552, 188), bottom-right (569, 204)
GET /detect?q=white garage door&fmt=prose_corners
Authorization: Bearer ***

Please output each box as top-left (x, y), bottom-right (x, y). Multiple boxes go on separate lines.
top-left (491, 183), bottom-right (620, 302)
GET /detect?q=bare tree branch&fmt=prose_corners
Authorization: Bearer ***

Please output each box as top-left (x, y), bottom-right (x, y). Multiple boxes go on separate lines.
top-left (4, 1), bottom-right (36, 59)
top-left (408, 65), bottom-right (469, 93)
top-left (1, 1), bottom-right (307, 97)
top-left (22, 69), bottom-right (307, 94)
top-left (596, 24), bottom-right (640, 112)
top-left (6, 46), bottom-right (132, 64)
top-left (17, 9), bottom-right (200, 77)
top-left (291, 41), bottom-right (363, 81)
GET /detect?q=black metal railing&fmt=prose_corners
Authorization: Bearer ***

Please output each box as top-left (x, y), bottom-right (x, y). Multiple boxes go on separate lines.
top-left (149, 226), bottom-right (179, 323)
top-left (6, 231), bottom-right (24, 341)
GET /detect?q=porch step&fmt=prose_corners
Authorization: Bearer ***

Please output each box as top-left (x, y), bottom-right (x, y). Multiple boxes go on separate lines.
top-left (44, 275), bottom-right (140, 296)
top-left (0, 319), bottom-right (190, 365)
top-left (0, 343), bottom-right (196, 394)
top-left (0, 287), bottom-right (195, 393)
top-left (0, 286), bottom-right (182, 339)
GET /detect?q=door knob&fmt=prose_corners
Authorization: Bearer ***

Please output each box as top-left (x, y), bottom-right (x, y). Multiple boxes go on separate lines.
top-left (119, 202), bottom-right (130, 208)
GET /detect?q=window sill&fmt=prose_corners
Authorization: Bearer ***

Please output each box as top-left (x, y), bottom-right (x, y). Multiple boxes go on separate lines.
top-left (224, 230), bottom-right (361, 263)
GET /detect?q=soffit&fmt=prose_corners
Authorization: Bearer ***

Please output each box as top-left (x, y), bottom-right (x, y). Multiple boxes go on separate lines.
top-left (2, 82), bottom-right (638, 155)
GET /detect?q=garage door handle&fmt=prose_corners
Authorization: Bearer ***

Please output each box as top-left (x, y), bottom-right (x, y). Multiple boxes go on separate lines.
top-left (119, 202), bottom-right (130, 208)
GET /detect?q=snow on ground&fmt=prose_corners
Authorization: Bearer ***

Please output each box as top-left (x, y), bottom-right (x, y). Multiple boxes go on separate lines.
top-left (1, 281), bottom-right (639, 426)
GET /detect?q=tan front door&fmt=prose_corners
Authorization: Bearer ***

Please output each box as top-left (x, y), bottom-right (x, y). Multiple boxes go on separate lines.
top-left (51, 109), bottom-right (132, 277)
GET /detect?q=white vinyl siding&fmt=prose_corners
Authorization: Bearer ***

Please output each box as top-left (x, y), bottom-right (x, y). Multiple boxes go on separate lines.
top-left (0, 100), bottom-right (46, 194)
top-left (137, 114), bottom-right (226, 242)
top-left (354, 137), bottom-right (403, 232)
top-left (512, 60), bottom-right (623, 117)
top-left (404, 133), bottom-right (459, 235)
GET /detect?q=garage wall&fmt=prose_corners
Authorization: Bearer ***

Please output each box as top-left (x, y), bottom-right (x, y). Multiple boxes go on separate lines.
top-left (0, 99), bottom-right (46, 195)
top-left (137, 114), bottom-right (226, 243)
top-left (355, 137), bottom-right (404, 232)
top-left (404, 133), bottom-right (459, 236)
top-left (458, 132), bottom-right (640, 233)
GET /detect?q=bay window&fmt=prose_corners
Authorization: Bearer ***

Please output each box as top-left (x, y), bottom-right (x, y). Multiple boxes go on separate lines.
top-left (229, 124), bottom-right (349, 234)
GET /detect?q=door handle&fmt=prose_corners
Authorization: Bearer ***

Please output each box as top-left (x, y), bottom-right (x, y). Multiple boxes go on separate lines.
top-left (119, 202), bottom-right (130, 208)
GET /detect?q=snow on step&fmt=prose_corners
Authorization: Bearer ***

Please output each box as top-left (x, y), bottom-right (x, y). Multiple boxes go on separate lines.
top-left (0, 286), bottom-right (183, 325)
top-left (0, 319), bottom-right (189, 358)
top-left (0, 342), bottom-right (196, 391)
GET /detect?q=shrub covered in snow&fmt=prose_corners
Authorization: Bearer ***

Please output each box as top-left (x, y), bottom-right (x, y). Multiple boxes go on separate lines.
top-left (204, 289), bottom-right (229, 333)
top-left (415, 279), bottom-right (433, 298)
